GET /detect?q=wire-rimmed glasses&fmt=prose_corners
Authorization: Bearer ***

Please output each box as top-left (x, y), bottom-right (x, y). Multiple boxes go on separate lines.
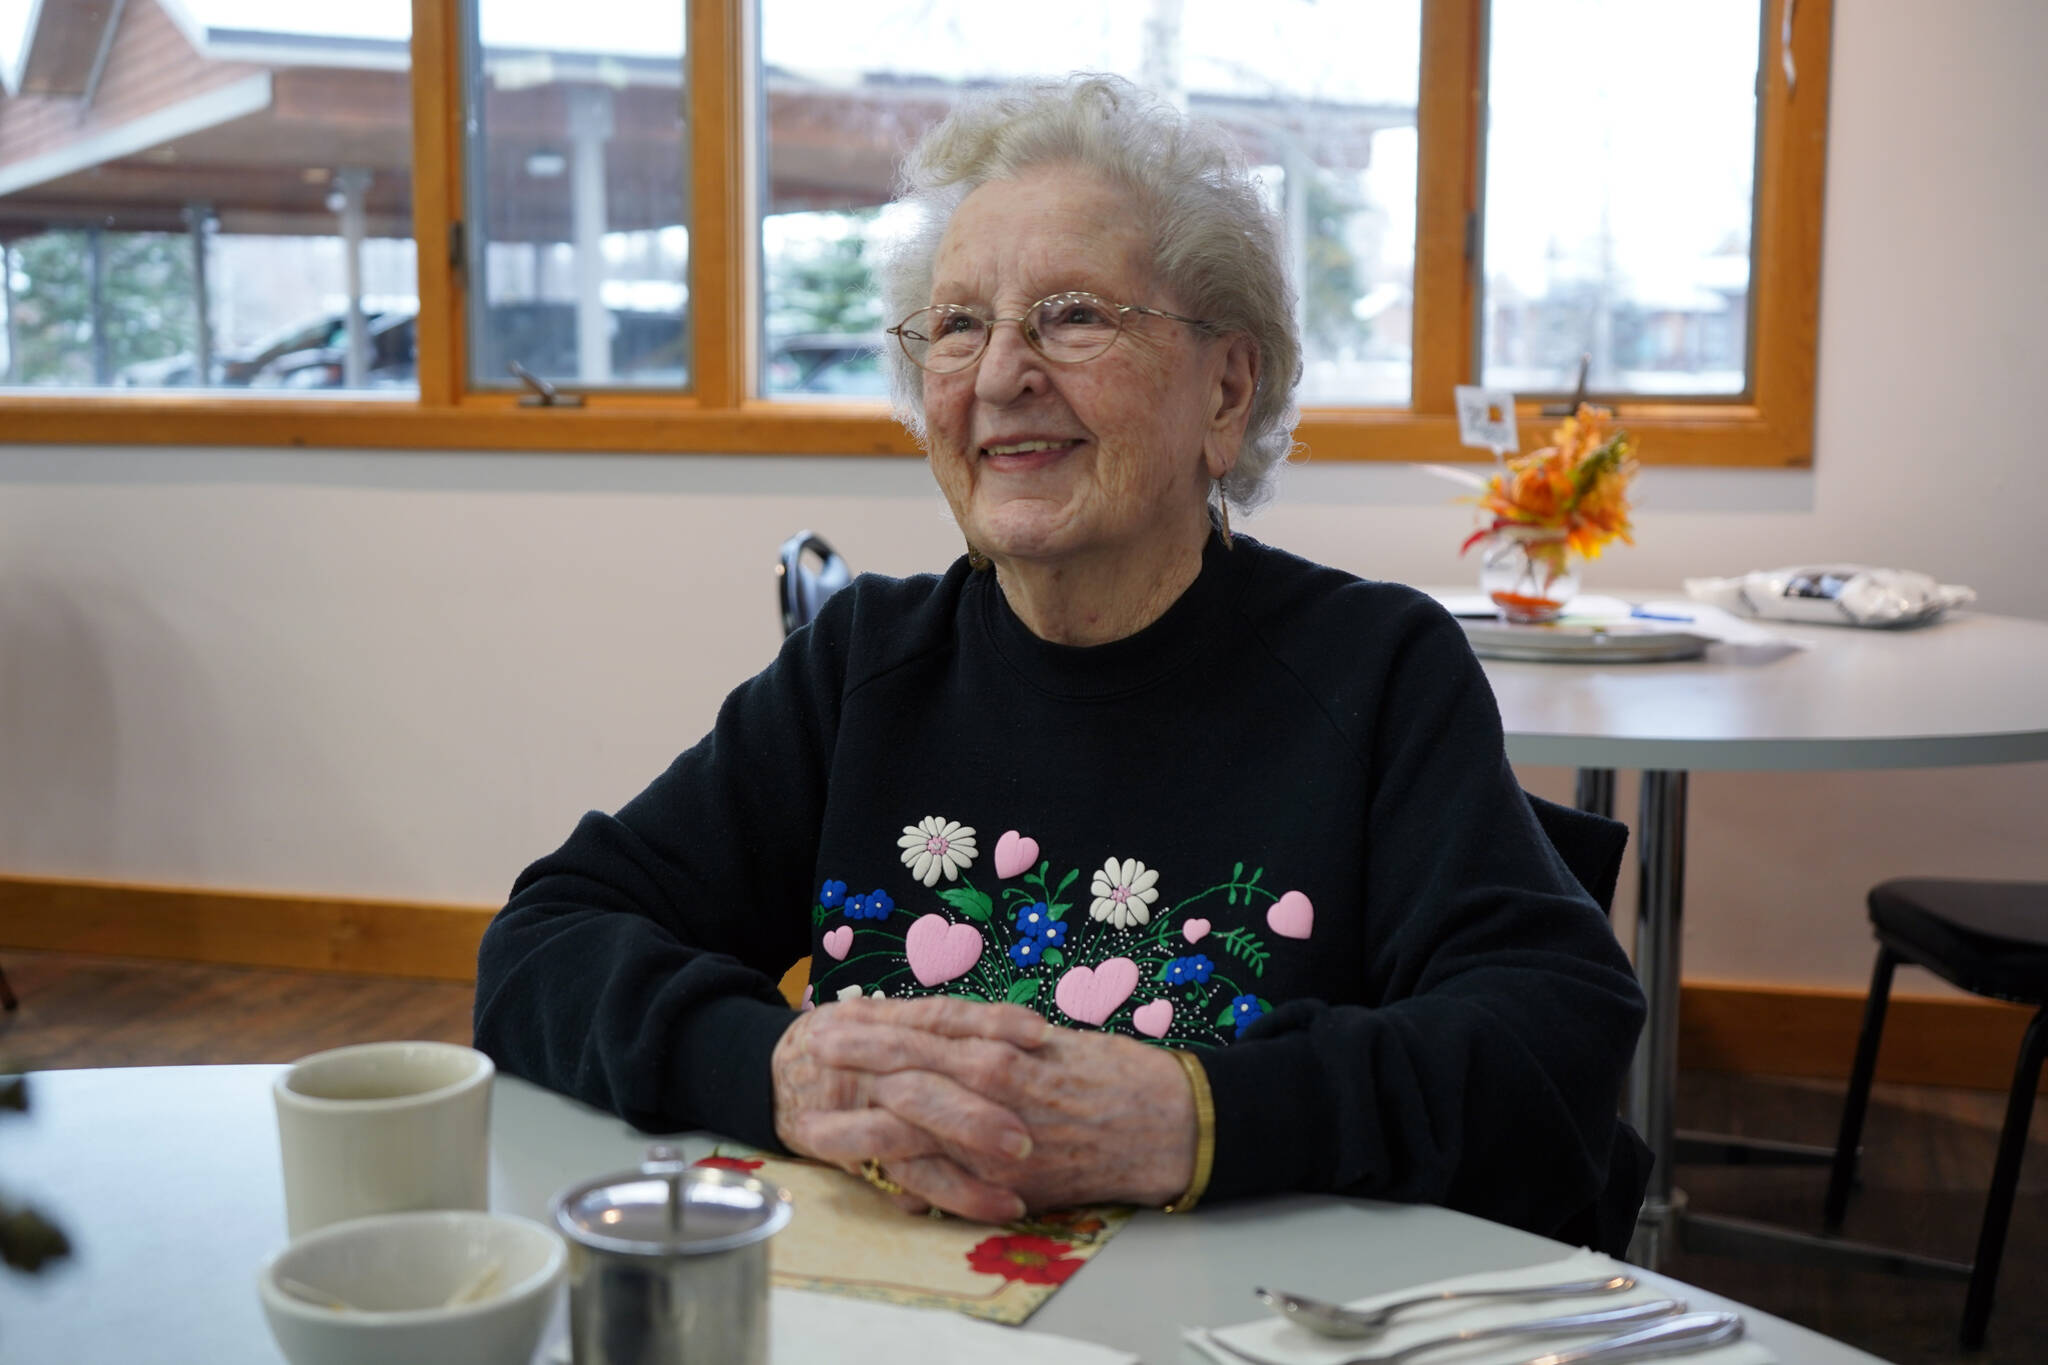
top-left (887, 290), bottom-right (1218, 374)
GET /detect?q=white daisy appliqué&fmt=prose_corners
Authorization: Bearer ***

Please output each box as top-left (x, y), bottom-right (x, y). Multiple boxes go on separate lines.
top-left (897, 816), bottom-right (978, 887)
top-left (836, 984), bottom-right (887, 1002)
top-left (1089, 856), bottom-right (1160, 929)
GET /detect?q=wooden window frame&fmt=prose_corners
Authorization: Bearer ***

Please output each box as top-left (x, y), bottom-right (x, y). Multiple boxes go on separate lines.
top-left (0, 0), bottom-right (1828, 468)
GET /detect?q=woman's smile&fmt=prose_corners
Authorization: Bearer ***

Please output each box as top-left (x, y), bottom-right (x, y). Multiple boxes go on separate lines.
top-left (978, 436), bottom-right (1085, 471)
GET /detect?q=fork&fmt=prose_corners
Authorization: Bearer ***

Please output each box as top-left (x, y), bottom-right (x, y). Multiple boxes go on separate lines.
top-left (1256, 1275), bottom-right (1636, 1339)
top-left (1199, 1298), bottom-right (1684, 1365)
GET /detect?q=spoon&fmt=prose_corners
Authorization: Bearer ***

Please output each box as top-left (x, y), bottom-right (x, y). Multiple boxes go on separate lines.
top-left (445, 1258), bottom-right (506, 1307)
top-left (1206, 1310), bottom-right (1741, 1365)
top-left (1256, 1275), bottom-right (1636, 1340)
top-left (1203, 1298), bottom-right (1685, 1365)
top-left (278, 1276), bottom-right (356, 1312)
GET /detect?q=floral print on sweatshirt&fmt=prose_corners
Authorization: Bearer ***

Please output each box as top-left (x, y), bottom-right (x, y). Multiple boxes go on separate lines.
top-left (808, 814), bottom-right (1301, 1048)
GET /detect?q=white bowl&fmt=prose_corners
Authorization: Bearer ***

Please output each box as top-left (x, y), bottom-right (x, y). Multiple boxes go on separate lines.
top-left (259, 1210), bottom-right (566, 1365)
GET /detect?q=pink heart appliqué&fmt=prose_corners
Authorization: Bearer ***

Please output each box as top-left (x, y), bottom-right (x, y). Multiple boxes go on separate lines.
top-left (1181, 918), bottom-right (1211, 944)
top-left (822, 925), bottom-right (853, 961)
top-left (993, 830), bottom-right (1040, 880)
top-left (904, 914), bottom-right (983, 987)
top-left (1054, 957), bottom-right (1139, 1026)
top-left (1266, 891), bottom-right (1315, 940)
top-left (1132, 998), bottom-right (1174, 1038)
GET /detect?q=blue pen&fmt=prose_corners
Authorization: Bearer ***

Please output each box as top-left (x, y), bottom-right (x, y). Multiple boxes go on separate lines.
top-left (1630, 606), bottom-right (1694, 623)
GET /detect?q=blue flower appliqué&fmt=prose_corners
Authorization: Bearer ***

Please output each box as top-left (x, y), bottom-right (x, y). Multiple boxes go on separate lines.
top-left (1008, 937), bottom-right (1043, 968)
top-left (843, 889), bottom-right (895, 922)
top-left (1037, 919), bottom-right (1069, 948)
top-left (1230, 993), bottom-right (1268, 1038)
top-left (818, 879), bottom-right (847, 909)
top-left (1164, 954), bottom-right (1215, 987)
top-left (1014, 901), bottom-right (1052, 936)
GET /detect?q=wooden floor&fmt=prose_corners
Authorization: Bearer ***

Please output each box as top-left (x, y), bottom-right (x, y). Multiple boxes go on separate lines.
top-left (2, 948), bottom-right (2043, 1363)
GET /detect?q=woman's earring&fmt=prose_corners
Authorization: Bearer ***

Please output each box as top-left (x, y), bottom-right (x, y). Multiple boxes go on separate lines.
top-left (1215, 483), bottom-right (1234, 548)
top-left (966, 544), bottom-right (991, 571)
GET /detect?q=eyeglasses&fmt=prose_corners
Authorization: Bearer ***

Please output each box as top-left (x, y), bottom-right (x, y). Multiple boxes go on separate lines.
top-left (887, 290), bottom-right (1218, 374)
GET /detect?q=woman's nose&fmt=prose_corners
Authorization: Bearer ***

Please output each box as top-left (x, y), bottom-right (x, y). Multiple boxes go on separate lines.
top-left (974, 319), bottom-right (1046, 403)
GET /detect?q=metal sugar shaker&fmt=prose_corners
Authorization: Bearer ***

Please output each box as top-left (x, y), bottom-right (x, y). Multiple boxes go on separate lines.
top-left (552, 1145), bottom-right (792, 1365)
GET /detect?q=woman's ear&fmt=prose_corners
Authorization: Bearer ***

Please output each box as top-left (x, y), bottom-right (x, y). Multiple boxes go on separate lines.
top-left (1202, 334), bottom-right (1259, 481)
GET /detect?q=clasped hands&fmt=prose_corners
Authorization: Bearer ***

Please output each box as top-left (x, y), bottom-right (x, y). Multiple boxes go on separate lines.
top-left (771, 996), bottom-right (1196, 1223)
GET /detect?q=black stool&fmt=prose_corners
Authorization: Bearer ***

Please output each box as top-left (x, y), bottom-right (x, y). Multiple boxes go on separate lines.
top-left (1824, 877), bottom-right (2048, 1350)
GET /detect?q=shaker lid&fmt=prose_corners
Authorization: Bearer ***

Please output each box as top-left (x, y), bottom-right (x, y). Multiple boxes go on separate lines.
top-left (552, 1145), bottom-right (792, 1257)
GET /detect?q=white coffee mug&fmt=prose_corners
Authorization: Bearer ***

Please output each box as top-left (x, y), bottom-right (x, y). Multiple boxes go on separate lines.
top-left (274, 1041), bottom-right (494, 1239)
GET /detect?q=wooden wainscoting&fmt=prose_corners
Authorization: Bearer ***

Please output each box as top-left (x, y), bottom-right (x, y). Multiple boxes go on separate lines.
top-left (1, 875), bottom-right (2031, 1088)
top-left (0, 874), bottom-right (492, 981)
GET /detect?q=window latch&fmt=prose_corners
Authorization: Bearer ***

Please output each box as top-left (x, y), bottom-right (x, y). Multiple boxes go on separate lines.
top-left (510, 361), bottom-right (584, 408)
top-left (1538, 353), bottom-right (1593, 417)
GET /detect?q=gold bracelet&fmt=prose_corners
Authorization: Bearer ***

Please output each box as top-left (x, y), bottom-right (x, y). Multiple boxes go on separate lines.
top-left (1161, 1048), bottom-right (1215, 1214)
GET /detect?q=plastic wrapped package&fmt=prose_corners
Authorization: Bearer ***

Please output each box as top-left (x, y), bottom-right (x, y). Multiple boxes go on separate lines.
top-left (1684, 565), bottom-right (1975, 627)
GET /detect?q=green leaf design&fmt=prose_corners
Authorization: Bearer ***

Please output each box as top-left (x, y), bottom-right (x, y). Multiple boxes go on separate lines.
top-left (1232, 861), bottom-right (1244, 880)
top-left (1215, 1001), bottom-right (1238, 1028)
top-left (1047, 901), bottom-right (1071, 920)
top-left (1213, 927), bottom-right (1270, 978)
top-left (1153, 961), bottom-right (1175, 983)
top-left (1042, 947), bottom-right (1066, 968)
top-left (1054, 867), bottom-right (1079, 898)
top-left (810, 902), bottom-right (829, 927)
top-left (1006, 978), bottom-right (1042, 1006)
top-left (937, 885), bottom-right (994, 922)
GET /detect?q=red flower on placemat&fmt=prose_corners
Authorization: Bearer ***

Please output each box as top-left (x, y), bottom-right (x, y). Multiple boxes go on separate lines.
top-left (964, 1234), bottom-right (1083, 1285)
top-left (693, 1155), bottom-right (765, 1173)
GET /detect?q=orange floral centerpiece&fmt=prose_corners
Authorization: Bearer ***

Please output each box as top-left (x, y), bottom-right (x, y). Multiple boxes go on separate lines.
top-left (1461, 403), bottom-right (1639, 623)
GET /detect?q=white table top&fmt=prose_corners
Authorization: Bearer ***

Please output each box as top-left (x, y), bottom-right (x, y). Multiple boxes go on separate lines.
top-left (1473, 610), bottom-right (2048, 772)
top-left (0, 1066), bottom-right (1893, 1364)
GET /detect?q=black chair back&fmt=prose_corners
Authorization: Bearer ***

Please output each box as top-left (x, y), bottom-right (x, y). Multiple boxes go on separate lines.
top-left (777, 531), bottom-right (852, 637)
top-left (1525, 791), bottom-right (1647, 1257)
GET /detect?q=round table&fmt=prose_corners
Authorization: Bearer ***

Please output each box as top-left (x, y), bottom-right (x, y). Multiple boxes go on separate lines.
top-left (1476, 609), bottom-right (2048, 1268)
top-left (0, 1066), bottom-right (1893, 1364)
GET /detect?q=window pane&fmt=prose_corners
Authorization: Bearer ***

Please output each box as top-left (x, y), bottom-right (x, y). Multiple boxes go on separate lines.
top-left (758, 0), bottom-right (1421, 405)
top-left (463, 1), bottom-right (688, 390)
top-left (1482, 0), bottom-right (1760, 398)
top-left (0, 2), bottom-right (417, 391)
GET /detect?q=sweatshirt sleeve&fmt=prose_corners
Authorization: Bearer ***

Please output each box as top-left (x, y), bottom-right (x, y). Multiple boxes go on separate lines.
top-left (1199, 594), bottom-right (1646, 1237)
top-left (470, 598), bottom-right (855, 1149)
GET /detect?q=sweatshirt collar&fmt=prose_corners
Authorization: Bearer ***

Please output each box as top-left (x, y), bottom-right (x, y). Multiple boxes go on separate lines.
top-left (973, 529), bottom-right (1245, 698)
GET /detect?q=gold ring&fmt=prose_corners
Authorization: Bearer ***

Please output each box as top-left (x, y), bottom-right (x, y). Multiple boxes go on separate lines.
top-left (859, 1158), bottom-right (905, 1196)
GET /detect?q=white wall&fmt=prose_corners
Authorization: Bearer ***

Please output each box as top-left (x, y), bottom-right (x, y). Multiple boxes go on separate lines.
top-left (3, 0), bottom-right (2044, 991)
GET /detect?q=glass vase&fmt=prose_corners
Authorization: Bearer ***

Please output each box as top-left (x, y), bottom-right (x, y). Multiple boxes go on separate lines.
top-left (1479, 530), bottom-right (1580, 624)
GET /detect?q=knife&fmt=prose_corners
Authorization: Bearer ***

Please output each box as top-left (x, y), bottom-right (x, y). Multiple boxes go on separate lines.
top-left (1511, 1311), bottom-right (1744, 1365)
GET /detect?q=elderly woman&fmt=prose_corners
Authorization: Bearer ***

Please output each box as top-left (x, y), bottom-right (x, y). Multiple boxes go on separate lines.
top-left (475, 75), bottom-right (1647, 1249)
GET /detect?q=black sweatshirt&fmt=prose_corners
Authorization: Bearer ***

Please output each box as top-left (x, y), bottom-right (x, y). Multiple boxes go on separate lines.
top-left (474, 532), bottom-right (1646, 1239)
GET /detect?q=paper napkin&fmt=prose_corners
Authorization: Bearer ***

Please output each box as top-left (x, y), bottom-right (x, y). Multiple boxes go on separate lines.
top-left (1185, 1248), bottom-right (1774, 1365)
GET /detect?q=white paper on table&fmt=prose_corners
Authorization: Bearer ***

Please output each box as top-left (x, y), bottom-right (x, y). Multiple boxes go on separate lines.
top-left (1624, 599), bottom-right (1806, 666)
top-left (774, 1287), bottom-right (1139, 1364)
top-left (1429, 593), bottom-right (1806, 666)
top-left (1185, 1248), bottom-right (1774, 1365)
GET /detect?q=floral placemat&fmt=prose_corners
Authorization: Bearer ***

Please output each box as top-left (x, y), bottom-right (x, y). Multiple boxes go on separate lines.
top-left (695, 1151), bottom-right (1132, 1326)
